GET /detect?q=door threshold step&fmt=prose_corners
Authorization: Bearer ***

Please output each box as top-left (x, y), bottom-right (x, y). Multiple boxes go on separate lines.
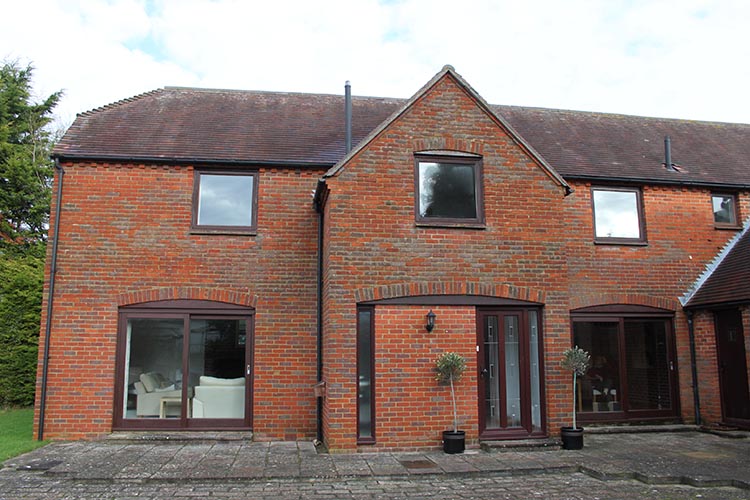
top-left (106, 431), bottom-right (253, 443)
top-left (480, 438), bottom-right (561, 452)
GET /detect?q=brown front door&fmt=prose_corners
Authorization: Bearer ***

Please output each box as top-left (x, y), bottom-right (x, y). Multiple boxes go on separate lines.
top-left (715, 309), bottom-right (750, 425)
top-left (477, 309), bottom-right (545, 439)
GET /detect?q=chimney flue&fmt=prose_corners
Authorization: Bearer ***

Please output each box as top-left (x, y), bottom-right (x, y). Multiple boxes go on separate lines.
top-left (345, 81), bottom-right (352, 153)
top-left (664, 135), bottom-right (675, 171)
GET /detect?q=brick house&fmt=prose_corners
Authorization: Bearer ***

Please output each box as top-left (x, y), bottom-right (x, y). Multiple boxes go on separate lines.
top-left (36, 66), bottom-right (750, 450)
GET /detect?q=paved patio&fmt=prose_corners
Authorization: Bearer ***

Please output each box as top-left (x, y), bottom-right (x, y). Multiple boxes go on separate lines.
top-left (1, 429), bottom-right (749, 499)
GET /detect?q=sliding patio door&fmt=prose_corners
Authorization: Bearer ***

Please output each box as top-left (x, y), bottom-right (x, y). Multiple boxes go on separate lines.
top-left (114, 301), bottom-right (254, 430)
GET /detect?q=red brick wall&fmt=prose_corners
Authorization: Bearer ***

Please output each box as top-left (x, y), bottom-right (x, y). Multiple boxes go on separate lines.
top-left (321, 73), bottom-right (569, 450)
top-left (371, 306), bottom-right (477, 450)
top-left (36, 162), bottom-right (323, 440)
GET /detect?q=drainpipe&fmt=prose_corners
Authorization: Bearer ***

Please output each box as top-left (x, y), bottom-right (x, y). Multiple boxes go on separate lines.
top-left (686, 310), bottom-right (702, 426)
top-left (315, 187), bottom-right (324, 443)
top-left (38, 158), bottom-right (64, 441)
top-left (345, 81), bottom-right (352, 154)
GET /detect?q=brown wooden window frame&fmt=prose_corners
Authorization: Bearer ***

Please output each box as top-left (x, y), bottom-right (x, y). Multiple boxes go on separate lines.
top-left (711, 192), bottom-right (740, 229)
top-left (414, 154), bottom-right (485, 228)
top-left (191, 169), bottom-right (259, 234)
top-left (591, 186), bottom-right (647, 245)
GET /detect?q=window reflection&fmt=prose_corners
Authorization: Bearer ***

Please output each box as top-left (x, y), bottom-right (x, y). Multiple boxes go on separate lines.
top-left (197, 174), bottom-right (254, 227)
top-left (592, 189), bottom-right (641, 240)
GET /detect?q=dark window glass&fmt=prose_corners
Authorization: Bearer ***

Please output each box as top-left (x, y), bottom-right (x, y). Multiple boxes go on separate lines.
top-left (357, 308), bottom-right (374, 442)
top-left (572, 316), bottom-right (674, 418)
top-left (592, 188), bottom-right (645, 243)
top-left (193, 171), bottom-right (257, 230)
top-left (415, 156), bottom-right (483, 225)
top-left (712, 194), bottom-right (737, 226)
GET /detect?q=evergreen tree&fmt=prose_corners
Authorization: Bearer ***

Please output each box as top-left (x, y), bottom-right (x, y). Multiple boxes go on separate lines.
top-left (0, 61), bottom-right (62, 406)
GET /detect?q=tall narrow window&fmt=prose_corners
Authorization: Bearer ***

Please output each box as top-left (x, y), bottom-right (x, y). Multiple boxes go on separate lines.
top-left (192, 170), bottom-right (258, 232)
top-left (591, 187), bottom-right (645, 244)
top-left (415, 155), bottom-right (484, 226)
top-left (357, 307), bottom-right (375, 443)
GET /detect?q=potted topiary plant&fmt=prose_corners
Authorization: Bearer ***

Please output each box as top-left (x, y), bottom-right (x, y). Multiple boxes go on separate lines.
top-left (435, 352), bottom-right (467, 454)
top-left (560, 346), bottom-right (591, 450)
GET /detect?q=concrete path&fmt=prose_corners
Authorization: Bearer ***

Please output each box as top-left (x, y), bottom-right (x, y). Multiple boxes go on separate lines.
top-left (1, 430), bottom-right (749, 499)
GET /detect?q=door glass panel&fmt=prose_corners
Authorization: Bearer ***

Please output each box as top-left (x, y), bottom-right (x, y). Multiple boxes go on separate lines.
top-left (625, 320), bottom-right (671, 410)
top-left (189, 319), bottom-right (246, 419)
top-left (504, 316), bottom-right (521, 427)
top-left (124, 318), bottom-right (185, 419)
top-left (528, 311), bottom-right (542, 431)
top-left (573, 322), bottom-right (621, 412)
top-left (484, 315), bottom-right (501, 428)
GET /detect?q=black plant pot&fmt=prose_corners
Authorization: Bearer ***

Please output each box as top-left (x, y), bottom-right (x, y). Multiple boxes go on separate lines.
top-left (560, 426), bottom-right (584, 450)
top-left (442, 430), bottom-right (466, 454)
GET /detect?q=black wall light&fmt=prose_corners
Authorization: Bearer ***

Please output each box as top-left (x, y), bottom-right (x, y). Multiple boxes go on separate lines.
top-left (425, 309), bottom-right (436, 333)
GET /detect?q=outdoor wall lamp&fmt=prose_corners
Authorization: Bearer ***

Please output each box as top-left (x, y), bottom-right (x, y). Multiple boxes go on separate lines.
top-left (425, 310), bottom-right (436, 333)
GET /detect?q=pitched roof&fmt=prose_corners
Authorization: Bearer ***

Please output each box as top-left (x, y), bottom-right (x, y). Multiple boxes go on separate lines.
top-left (683, 221), bottom-right (750, 309)
top-left (54, 87), bottom-right (401, 166)
top-left (323, 65), bottom-right (569, 193)
top-left (54, 77), bottom-right (750, 187)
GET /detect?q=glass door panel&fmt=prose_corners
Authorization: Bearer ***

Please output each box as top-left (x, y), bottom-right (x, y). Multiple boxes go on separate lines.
top-left (484, 315), bottom-right (501, 428)
top-left (189, 319), bottom-right (247, 419)
top-left (528, 311), bottom-right (542, 432)
top-left (124, 318), bottom-right (185, 419)
top-left (573, 322), bottom-right (621, 412)
top-left (504, 315), bottom-right (521, 427)
top-left (625, 320), bottom-right (671, 410)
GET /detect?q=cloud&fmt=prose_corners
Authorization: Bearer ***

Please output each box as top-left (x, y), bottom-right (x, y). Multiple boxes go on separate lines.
top-left (3, 0), bottom-right (750, 128)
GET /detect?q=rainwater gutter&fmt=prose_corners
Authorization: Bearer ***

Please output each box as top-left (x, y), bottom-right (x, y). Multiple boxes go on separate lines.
top-left (38, 158), bottom-right (64, 441)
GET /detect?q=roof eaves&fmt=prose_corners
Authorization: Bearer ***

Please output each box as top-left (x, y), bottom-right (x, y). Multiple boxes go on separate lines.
top-left (50, 153), bottom-right (334, 168)
top-left (563, 174), bottom-right (750, 190)
top-left (681, 216), bottom-right (750, 308)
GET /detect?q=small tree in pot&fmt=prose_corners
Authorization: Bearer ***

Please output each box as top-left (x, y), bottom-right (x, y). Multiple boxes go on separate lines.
top-left (560, 346), bottom-right (590, 450)
top-left (435, 352), bottom-right (467, 453)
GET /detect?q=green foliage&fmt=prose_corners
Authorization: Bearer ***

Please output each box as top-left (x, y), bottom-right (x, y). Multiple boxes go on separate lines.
top-left (0, 407), bottom-right (48, 460)
top-left (435, 352), bottom-right (466, 432)
top-left (0, 248), bottom-right (45, 406)
top-left (561, 346), bottom-right (590, 377)
top-left (0, 60), bottom-right (60, 407)
top-left (435, 351), bottom-right (466, 384)
top-left (0, 61), bottom-right (62, 244)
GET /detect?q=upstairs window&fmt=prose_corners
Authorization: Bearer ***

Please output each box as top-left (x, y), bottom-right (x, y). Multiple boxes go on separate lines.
top-left (192, 170), bottom-right (258, 233)
top-left (415, 155), bottom-right (484, 226)
top-left (591, 187), bottom-right (645, 244)
top-left (712, 193), bottom-right (738, 227)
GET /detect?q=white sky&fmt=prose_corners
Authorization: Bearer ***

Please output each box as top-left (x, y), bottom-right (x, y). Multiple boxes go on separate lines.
top-left (3, 0), bottom-right (750, 131)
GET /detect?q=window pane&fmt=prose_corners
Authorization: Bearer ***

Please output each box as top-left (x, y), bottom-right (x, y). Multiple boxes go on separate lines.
top-left (593, 190), bottom-right (641, 239)
top-left (528, 311), bottom-right (542, 432)
top-left (624, 320), bottom-right (671, 410)
top-left (189, 319), bottom-right (246, 419)
top-left (573, 322), bottom-right (621, 413)
top-left (419, 162), bottom-right (477, 219)
top-left (197, 174), bottom-right (254, 226)
top-left (125, 318), bottom-right (185, 419)
top-left (712, 195), bottom-right (736, 225)
top-left (357, 309), bottom-right (373, 439)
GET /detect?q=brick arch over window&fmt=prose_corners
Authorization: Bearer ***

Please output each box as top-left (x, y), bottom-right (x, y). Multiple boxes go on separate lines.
top-left (569, 292), bottom-right (678, 312)
top-left (412, 137), bottom-right (484, 155)
top-left (116, 287), bottom-right (257, 308)
top-left (353, 281), bottom-right (545, 304)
